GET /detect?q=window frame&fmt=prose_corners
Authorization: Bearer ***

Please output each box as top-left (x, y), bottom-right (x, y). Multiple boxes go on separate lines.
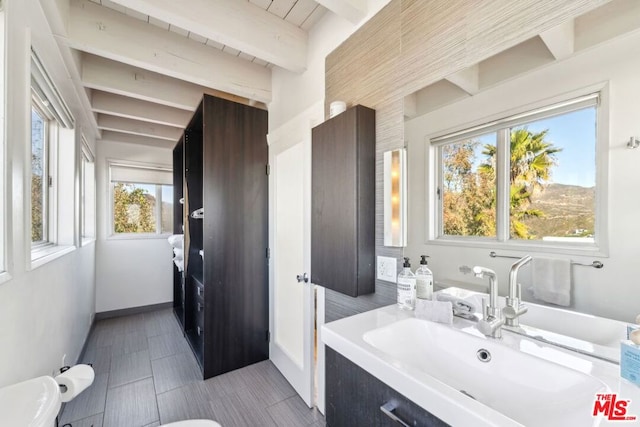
top-left (107, 161), bottom-right (173, 239)
top-left (80, 138), bottom-right (95, 243)
top-left (30, 95), bottom-right (54, 249)
top-left (426, 85), bottom-right (609, 256)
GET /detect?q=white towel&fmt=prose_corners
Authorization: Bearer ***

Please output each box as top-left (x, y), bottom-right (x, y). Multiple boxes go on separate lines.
top-left (173, 248), bottom-right (184, 261)
top-left (530, 257), bottom-right (571, 306)
top-left (415, 300), bottom-right (453, 324)
top-left (436, 293), bottom-right (478, 316)
top-left (173, 258), bottom-right (184, 272)
top-left (168, 234), bottom-right (184, 249)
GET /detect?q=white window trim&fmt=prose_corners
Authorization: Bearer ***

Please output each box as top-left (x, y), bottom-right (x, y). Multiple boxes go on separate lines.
top-left (425, 83), bottom-right (609, 257)
top-left (107, 160), bottom-right (173, 240)
top-left (80, 137), bottom-right (96, 245)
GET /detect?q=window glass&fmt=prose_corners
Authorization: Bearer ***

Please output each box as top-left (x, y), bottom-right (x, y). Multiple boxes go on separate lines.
top-left (161, 185), bottom-right (173, 234)
top-left (441, 132), bottom-right (497, 237)
top-left (113, 182), bottom-right (157, 234)
top-left (509, 107), bottom-right (596, 242)
top-left (31, 107), bottom-right (47, 243)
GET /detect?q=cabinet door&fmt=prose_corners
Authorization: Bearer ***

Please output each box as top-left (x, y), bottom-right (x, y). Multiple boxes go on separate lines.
top-left (326, 348), bottom-right (449, 427)
top-left (311, 109), bottom-right (359, 295)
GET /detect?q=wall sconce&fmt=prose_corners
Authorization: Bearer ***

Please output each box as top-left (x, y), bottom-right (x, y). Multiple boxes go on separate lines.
top-left (627, 136), bottom-right (640, 149)
top-left (384, 148), bottom-right (407, 247)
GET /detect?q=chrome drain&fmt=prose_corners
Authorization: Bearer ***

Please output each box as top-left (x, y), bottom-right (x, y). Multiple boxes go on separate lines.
top-left (476, 348), bottom-right (491, 362)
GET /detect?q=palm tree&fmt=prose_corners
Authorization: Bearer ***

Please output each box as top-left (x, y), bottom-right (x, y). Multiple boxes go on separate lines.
top-left (480, 128), bottom-right (562, 239)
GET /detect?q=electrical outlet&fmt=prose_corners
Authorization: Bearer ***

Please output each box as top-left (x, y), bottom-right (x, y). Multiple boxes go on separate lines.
top-left (377, 256), bottom-right (397, 283)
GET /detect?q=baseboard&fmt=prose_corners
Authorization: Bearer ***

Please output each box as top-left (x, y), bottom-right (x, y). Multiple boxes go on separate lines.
top-left (95, 301), bottom-right (173, 321)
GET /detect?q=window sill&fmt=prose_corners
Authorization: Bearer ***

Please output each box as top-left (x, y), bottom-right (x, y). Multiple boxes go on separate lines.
top-left (30, 245), bottom-right (76, 270)
top-left (107, 233), bottom-right (172, 241)
top-left (426, 237), bottom-right (608, 259)
top-left (81, 237), bottom-right (96, 247)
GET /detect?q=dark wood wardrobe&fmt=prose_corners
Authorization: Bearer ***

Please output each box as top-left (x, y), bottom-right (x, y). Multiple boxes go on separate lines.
top-left (172, 94), bottom-right (269, 379)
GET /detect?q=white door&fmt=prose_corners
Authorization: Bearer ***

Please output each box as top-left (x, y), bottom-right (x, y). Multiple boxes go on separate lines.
top-left (269, 136), bottom-right (315, 406)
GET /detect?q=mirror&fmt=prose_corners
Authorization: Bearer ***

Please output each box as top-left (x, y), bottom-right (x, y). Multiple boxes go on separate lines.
top-left (402, 1), bottom-right (640, 324)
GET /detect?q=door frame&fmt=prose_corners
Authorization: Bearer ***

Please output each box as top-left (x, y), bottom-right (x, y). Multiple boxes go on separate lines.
top-left (267, 100), bottom-right (326, 412)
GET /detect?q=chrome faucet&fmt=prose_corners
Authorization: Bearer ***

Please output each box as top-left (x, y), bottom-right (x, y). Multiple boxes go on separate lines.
top-left (503, 255), bottom-right (532, 328)
top-left (459, 265), bottom-right (504, 338)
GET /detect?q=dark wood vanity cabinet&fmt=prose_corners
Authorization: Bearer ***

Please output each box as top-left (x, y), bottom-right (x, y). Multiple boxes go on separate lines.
top-left (174, 94), bottom-right (269, 379)
top-left (172, 138), bottom-right (185, 329)
top-left (326, 348), bottom-right (449, 427)
top-left (311, 105), bottom-right (376, 297)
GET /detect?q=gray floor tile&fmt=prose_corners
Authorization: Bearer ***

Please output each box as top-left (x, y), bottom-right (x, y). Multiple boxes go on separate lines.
top-left (61, 413), bottom-right (104, 427)
top-left (200, 368), bottom-right (247, 400)
top-left (239, 360), bottom-right (297, 406)
top-left (81, 345), bottom-right (112, 375)
top-left (267, 395), bottom-right (324, 426)
top-left (144, 309), bottom-right (181, 337)
top-left (157, 382), bottom-right (218, 424)
top-left (209, 391), bottom-right (278, 427)
top-left (109, 349), bottom-right (152, 388)
top-left (148, 332), bottom-right (190, 360)
top-left (103, 378), bottom-right (159, 427)
top-left (110, 330), bottom-right (149, 357)
top-left (151, 351), bottom-right (201, 394)
top-left (60, 373), bottom-right (109, 424)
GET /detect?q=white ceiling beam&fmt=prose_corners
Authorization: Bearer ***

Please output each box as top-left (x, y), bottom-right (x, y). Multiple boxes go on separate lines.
top-left (540, 20), bottom-right (575, 60)
top-left (97, 114), bottom-right (182, 141)
top-left (316, 0), bottom-right (366, 24)
top-left (109, 0), bottom-right (308, 72)
top-left (100, 130), bottom-right (177, 149)
top-left (92, 91), bottom-right (192, 128)
top-left (445, 64), bottom-right (480, 95)
top-left (81, 54), bottom-right (259, 111)
top-left (59, 0), bottom-right (271, 103)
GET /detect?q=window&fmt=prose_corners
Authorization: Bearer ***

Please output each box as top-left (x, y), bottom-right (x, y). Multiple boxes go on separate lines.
top-left (110, 163), bottom-right (172, 236)
top-left (81, 141), bottom-right (95, 241)
top-left (434, 93), bottom-right (599, 246)
top-left (30, 99), bottom-right (53, 245)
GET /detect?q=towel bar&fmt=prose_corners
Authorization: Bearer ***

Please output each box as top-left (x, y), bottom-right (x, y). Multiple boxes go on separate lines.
top-left (489, 251), bottom-right (603, 269)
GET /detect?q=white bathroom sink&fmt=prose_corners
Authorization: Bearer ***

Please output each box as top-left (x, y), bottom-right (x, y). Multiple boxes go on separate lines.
top-left (363, 317), bottom-right (608, 427)
top-left (437, 287), bottom-right (627, 362)
top-left (0, 376), bottom-right (61, 427)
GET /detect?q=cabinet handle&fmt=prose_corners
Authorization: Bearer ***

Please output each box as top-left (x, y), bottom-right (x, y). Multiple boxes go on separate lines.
top-left (197, 287), bottom-right (202, 296)
top-left (197, 326), bottom-right (201, 336)
top-left (380, 401), bottom-right (410, 427)
top-left (296, 273), bottom-right (309, 283)
top-left (197, 302), bottom-right (201, 311)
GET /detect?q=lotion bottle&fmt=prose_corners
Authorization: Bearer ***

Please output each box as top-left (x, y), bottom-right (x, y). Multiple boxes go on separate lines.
top-left (397, 257), bottom-right (416, 310)
top-left (415, 255), bottom-right (434, 300)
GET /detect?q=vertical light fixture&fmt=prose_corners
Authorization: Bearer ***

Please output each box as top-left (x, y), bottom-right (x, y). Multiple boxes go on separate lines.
top-left (384, 148), bottom-right (407, 247)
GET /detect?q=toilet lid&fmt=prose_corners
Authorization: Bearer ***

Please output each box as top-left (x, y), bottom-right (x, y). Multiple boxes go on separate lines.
top-left (162, 420), bottom-right (221, 427)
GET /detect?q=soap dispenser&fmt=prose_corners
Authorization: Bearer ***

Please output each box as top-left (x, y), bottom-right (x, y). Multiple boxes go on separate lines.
top-left (415, 255), bottom-right (434, 300)
top-left (397, 257), bottom-right (416, 310)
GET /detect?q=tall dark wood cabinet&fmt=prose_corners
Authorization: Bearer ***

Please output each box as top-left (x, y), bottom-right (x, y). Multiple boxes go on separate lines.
top-left (311, 105), bottom-right (376, 297)
top-left (174, 95), bottom-right (269, 379)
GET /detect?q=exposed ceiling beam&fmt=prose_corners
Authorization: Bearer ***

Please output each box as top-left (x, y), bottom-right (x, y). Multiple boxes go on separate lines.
top-left (109, 0), bottom-right (308, 72)
top-left (92, 91), bottom-right (192, 128)
top-left (445, 64), bottom-right (480, 95)
top-left (316, 0), bottom-right (366, 24)
top-left (540, 20), bottom-right (575, 60)
top-left (81, 54), bottom-right (259, 111)
top-left (59, 0), bottom-right (271, 103)
top-left (97, 114), bottom-right (182, 141)
top-left (100, 130), bottom-right (177, 149)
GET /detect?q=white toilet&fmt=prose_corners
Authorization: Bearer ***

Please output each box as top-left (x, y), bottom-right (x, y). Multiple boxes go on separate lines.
top-left (0, 376), bottom-right (221, 427)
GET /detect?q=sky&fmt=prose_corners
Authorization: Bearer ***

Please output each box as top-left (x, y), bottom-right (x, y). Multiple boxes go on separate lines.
top-left (469, 106), bottom-right (596, 188)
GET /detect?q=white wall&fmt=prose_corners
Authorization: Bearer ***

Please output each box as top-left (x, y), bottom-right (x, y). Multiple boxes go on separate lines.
top-left (95, 140), bottom-right (173, 313)
top-left (0, 0), bottom-right (96, 386)
top-left (405, 30), bottom-right (640, 322)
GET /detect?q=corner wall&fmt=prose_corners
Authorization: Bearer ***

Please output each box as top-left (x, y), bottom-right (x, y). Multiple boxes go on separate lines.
top-left (95, 140), bottom-right (174, 313)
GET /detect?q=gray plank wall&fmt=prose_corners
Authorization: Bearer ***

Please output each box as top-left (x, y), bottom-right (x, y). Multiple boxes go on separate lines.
top-left (323, 0), bottom-right (610, 322)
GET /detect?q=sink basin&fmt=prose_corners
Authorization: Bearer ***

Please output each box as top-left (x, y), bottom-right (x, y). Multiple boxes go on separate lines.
top-left (363, 318), bottom-right (608, 427)
top-left (437, 287), bottom-right (627, 361)
top-left (0, 376), bottom-right (61, 427)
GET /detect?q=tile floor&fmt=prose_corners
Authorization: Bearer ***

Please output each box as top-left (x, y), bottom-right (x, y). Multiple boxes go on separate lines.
top-left (60, 308), bottom-right (324, 427)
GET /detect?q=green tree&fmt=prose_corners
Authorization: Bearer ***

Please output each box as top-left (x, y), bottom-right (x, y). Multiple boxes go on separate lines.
top-left (442, 128), bottom-right (561, 239)
top-left (113, 183), bottom-right (156, 233)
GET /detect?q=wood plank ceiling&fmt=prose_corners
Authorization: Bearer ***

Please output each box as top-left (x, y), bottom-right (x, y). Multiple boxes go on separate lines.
top-left (50, 0), bottom-right (367, 147)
